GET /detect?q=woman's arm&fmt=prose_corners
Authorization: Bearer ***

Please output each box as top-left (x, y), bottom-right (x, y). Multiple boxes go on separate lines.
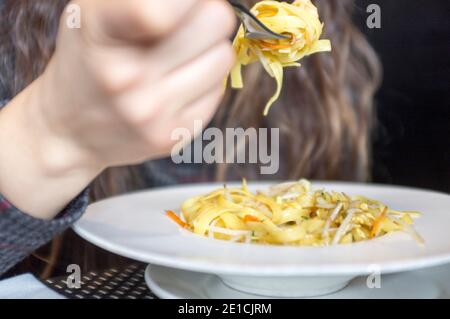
top-left (0, 0), bottom-right (235, 275)
top-left (0, 80), bottom-right (102, 220)
top-left (0, 88), bottom-right (90, 272)
top-left (0, 0), bottom-right (235, 220)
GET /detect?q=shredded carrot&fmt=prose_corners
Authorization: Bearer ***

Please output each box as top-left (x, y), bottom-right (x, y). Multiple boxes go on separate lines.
top-left (259, 34), bottom-right (296, 50)
top-left (243, 215), bottom-right (260, 223)
top-left (166, 210), bottom-right (187, 228)
top-left (370, 207), bottom-right (387, 238)
top-left (259, 40), bottom-right (292, 50)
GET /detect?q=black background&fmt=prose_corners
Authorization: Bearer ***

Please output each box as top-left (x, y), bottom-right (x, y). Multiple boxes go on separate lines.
top-left (354, 0), bottom-right (449, 193)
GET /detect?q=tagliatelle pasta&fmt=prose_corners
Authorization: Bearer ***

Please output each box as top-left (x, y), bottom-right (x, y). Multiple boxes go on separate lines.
top-left (167, 179), bottom-right (423, 246)
top-left (230, 0), bottom-right (332, 116)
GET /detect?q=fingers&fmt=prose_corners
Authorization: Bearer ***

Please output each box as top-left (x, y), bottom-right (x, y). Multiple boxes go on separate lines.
top-left (88, 0), bottom-right (199, 42)
top-left (115, 41), bottom-right (234, 124)
top-left (142, 86), bottom-right (225, 156)
top-left (175, 86), bottom-right (224, 128)
top-left (81, 0), bottom-right (235, 94)
top-left (160, 41), bottom-right (234, 109)
top-left (71, 0), bottom-right (237, 162)
top-left (151, 0), bottom-right (236, 74)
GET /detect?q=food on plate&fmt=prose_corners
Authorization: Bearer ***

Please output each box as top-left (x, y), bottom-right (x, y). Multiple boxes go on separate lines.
top-left (167, 179), bottom-right (423, 246)
top-left (229, 0), bottom-right (332, 116)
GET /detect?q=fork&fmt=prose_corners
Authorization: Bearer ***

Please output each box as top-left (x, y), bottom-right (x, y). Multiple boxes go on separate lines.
top-left (228, 0), bottom-right (290, 40)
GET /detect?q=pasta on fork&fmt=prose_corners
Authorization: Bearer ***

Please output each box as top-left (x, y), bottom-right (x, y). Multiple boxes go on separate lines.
top-left (230, 0), bottom-right (332, 115)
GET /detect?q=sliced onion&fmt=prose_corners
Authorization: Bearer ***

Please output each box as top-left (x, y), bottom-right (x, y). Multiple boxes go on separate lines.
top-left (332, 210), bottom-right (354, 245)
top-left (266, 181), bottom-right (298, 196)
top-left (316, 197), bottom-right (335, 209)
top-left (223, 185), bottom-right (233, 203)
top-left (278, 192), bottom-right (301, 201)
top-left (322, 202), bottom-right (343, 238)
top-left (253, 46), bottom-right (274, 77)
top-left (209, 225), bottom-right (252, 237)
top-left (347, 208), bottom-right (362, 214)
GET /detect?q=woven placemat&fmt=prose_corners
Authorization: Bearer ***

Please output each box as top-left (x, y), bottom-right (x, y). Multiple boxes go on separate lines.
top-left (41, 264), bottom-right (157, 299)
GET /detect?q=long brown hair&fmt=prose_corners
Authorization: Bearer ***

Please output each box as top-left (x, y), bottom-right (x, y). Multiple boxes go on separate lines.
top-left (0, 0), bottom-right (381, 277)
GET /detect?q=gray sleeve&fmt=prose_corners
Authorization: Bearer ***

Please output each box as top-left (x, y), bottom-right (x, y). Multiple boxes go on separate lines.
top-left (0, 101), bottom-right (90, 276)
top-left (0, 189), bottom-right (89, 276)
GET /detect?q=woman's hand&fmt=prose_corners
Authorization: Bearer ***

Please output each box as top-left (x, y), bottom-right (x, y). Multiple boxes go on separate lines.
top-left (0, 0), bottom-right (236, 219)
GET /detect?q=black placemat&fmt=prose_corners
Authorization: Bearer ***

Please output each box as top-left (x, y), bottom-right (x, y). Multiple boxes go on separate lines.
top-left (41, 264), bottom-right (157, 299)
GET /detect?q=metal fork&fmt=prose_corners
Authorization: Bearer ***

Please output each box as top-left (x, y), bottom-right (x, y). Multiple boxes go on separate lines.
top-left (228, 0), bottom-right (290, 40)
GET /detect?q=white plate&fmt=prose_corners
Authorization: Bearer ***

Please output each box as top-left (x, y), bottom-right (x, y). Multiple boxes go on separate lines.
top-left (144, 264), bottom-right (450, 299)
top-left (73, 182), bottom-right (450, 297)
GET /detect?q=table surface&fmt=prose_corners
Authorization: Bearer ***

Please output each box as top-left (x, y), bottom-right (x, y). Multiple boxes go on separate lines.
top-left (2, 263), bottom-right (450, 299)
top-left (0, 274), bottom-right (63, 299)
top-left (0, 264), bottom-right (155, 299)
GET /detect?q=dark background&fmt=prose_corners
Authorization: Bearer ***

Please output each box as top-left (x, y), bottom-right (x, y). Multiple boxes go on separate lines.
top-left (353, 0), bottom-right (450, 193)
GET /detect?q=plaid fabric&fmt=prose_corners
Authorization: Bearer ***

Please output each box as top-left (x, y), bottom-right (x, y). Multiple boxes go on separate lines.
top-left (0, 189), bottom-right (89, 276)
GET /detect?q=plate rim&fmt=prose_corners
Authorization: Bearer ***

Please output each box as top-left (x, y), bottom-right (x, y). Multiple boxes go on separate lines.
top-left (78, 180), bottom-right (450, 206)
top-left (73, 181), bottom-right (450, 277)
